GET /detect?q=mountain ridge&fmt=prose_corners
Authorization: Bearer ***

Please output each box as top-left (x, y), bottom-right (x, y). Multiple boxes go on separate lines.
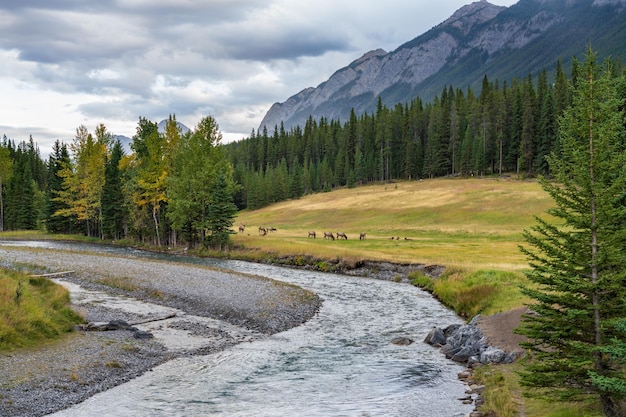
top-left (259, 0), bottom-right (626, 132)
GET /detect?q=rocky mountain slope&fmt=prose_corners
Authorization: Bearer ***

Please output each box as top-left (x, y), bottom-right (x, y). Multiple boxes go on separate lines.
top-left (259, 0), bottom-right (626, 132)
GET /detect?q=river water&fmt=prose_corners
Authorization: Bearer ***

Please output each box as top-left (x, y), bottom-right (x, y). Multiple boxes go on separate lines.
top-left (8, 242), bottom-right (472, 416)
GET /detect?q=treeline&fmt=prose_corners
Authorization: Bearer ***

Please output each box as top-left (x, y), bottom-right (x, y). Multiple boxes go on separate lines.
top-left (2, 56), bottom-right (624, 242)
top-left (224, 58), bottom-right (625, 210)
top-left (0, 116), bottom-right (238, 249)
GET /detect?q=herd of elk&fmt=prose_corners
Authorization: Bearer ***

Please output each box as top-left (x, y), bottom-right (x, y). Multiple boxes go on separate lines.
top-left (241, 225), bottom-right (370, 241)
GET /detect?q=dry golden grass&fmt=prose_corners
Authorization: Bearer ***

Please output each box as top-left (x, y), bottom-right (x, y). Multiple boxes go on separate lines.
top-left (233, 177), bottom-right (553, 271)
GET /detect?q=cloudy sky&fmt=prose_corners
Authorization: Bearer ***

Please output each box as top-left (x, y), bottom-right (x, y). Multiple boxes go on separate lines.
top-left (0, 0), bottom-right (518, 156)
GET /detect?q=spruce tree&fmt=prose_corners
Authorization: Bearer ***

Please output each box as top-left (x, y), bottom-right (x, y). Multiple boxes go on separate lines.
top-left (44, 140), bottom-right (74, 233)
top-left (206, 171), bottom-right (238, 251)
top-left (101, 140), bottom-right (126, 240)
top-left (517, 49), bottom-right (626, 417)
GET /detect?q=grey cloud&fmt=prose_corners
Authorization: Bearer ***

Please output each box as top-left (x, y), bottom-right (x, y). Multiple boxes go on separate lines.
top-left (218, 30), bottom-right (350, 61)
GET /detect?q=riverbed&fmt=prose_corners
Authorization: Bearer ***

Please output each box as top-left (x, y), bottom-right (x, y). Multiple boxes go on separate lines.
top-left (0, 241), bottom-right (473, 416)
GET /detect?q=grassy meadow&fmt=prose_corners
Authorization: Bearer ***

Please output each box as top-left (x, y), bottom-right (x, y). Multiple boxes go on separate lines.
top-left (233, 177), bottom-right (553, 272)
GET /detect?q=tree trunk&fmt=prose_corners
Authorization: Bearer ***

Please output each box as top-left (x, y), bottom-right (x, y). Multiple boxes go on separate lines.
top-left (0, 183), bottom-right (4, 232)
top-left (152, 205), bottom-right (161, 247)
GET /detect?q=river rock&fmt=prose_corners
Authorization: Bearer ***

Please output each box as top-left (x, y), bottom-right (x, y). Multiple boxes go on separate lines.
top-left (391, 336), bottom-right (414, 346)
top-left (133, 330), bottom-right (154, 339)
top-left (424, 319), bottom-right (516, 365)
top-left (424, 327), bottom-right (447, 346)
top-left (83, 319), bottom-right (137, 331)
top-left (479, 346), bottom-right (506, 364)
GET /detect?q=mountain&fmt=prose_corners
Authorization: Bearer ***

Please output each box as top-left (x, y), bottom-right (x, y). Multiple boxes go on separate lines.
top-left (113, 119), bottom-right (190, 154)
top-left (157, 119), bottom-right (190, 135)
top-left (259, 0), bottom-right (626, 132)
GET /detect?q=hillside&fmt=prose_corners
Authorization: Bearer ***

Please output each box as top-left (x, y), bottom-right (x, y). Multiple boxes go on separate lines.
top-left (233, 177), bottom-right (554, 270)
top-left (259, 0), bottom-right (626, 132)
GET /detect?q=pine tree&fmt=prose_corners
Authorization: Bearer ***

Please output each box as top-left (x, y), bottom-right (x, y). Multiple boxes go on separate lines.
top-left (101, 140), bottom-right (126, 239)
top-left (206, 171), bottom-right (238, 251)
top-left (0, 145), bottom-right (13, 232)
top-left (517, 49), bottom-right (626, 417)
top-left (44, 140), bottom-right (73, 233)
top-left (6, 157), bottom-right (38, 230)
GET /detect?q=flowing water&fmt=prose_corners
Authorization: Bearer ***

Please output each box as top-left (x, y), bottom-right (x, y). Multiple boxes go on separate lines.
top-left (7, 242), bottom-right (472, 416)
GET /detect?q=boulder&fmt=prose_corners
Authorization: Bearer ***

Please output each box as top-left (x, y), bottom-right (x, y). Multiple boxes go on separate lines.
top-left (425, 319), bottom-right (518, 365)
top-left (480, 347), bottom-right (506, 364)
top-left (424, 327), bottom-right (447, 346)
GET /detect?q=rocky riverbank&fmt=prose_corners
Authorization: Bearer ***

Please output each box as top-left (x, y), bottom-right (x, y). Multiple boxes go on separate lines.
top-left (0, 246), bottom-right (321, 417)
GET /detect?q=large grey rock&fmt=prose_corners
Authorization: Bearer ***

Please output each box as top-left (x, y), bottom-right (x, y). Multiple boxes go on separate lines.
top-left (479, 346), bottom-right (506, 364)
top-left (425, 319), bottom-right (515, 365)
top-left (424, 327), bottom-right (447, 346)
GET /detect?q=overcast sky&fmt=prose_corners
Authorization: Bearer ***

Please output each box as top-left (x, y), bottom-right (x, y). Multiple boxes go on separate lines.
top-left (0, 0), bottom-right (518, 156)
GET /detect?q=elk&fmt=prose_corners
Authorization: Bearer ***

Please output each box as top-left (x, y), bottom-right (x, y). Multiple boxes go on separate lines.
top-left (336, 232), bottom-right (348, 240)
top-left (267, 226), bottom-right (277, 232)
top-left (308, 231), bottom-right (316, 239)
top-left (258, 226), bottom-right (267, 236)
top-left (359, 232), bottom-right (366, 240)
top-left (323, 231), bottom-right (335, 240)
top-left (238, 224), bottom-right (246, 233)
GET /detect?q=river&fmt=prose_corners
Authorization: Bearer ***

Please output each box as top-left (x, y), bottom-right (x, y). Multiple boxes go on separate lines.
top-left (5, 241), bottom-right (472, 416)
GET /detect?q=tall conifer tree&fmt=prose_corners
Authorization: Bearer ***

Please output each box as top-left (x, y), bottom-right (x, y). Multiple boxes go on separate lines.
top-left (517, 49), bottom-right (626, 417)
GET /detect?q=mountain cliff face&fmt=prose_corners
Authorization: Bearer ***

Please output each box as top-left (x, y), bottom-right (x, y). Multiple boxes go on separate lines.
top-left (259, 0), bottom-right (626, 132)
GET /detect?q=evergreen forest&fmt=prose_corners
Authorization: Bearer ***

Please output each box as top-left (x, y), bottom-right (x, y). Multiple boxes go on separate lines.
top-left (1, 56), bottom-right (624, 249)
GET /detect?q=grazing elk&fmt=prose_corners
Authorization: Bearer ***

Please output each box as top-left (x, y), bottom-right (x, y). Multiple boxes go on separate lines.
top-left (359, 232), bottom-right (366, 240)
top-left (336, 232), bottom-right (348, 240)
top-left (258, 226), bottom-right (267, 236)
top-left (267, 226), bottom-right (277, 232)
top-left (323, 231), bottom-right (335, 240)
top-left (238, 224), bottom-right (246, 233)
top-left (308, 231), bottom-right (316, 239)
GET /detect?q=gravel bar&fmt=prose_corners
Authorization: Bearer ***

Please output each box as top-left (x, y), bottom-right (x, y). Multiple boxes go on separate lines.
top-left (0, 246), bottom-right (321, 417)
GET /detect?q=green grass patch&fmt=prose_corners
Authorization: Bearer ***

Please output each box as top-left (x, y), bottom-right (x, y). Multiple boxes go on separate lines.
top-left (0, 267), bottom-right (84, 352)
top-left (411, 268), bottom-right (530, 318)
top-left (474, 363), bottom-right (604, 417)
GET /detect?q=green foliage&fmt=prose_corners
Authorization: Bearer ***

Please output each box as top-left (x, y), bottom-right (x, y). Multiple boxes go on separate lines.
top-left (167, 115), bottom-right (239, 249)
top-left (206, 171), bottom-right (238, 250)
top-left (517, 49), bottom-right (626, 416)
top-left (409, 271), bottom-right (432, 290)
top-left (54, 125), bottom-right (109, 237)
top-left (413, 268), bottom-right (526, 318)
top-left (0, 268), bottom-right (83, 351)
top-left (473, 367), bottom-right (518, 417)
top-left (101, 140), bottom-right (126, 240)
top-left (44, 141), bottom-right (75, 234)
top-left (431, 271), bottom-right (497, 319)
